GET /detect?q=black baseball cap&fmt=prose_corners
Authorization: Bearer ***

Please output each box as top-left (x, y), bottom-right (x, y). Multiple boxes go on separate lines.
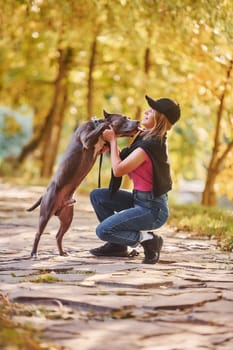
top-left (145, 95), bottom-right (181, 124)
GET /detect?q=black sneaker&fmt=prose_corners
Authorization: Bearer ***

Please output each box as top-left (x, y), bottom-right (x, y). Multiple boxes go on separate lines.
top-left (90, 242), bottom-right (128, 257)
top-left (140, 232), bottom-right (163, 264)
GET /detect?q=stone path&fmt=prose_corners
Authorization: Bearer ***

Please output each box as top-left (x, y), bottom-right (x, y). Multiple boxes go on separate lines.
top-left (0, 183), bottom-right (233, 350)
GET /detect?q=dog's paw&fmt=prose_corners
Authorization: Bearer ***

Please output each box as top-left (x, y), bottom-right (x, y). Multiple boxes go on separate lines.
top-left (82, 142), bottom-right (89, 150)
top-left (60, 251), bottom-right (69, 257)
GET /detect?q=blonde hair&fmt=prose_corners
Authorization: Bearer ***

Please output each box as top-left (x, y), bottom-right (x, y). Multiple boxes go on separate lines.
top-left (142, 110), bottom-right (172, 140)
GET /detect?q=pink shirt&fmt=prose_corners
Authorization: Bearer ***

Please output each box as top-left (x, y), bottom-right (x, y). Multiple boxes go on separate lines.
top-left (129, 148), bottom-right (153, 191)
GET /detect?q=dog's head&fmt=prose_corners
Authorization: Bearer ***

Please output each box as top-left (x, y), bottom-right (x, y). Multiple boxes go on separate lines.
top-left (103, 110), bottom-right (139, 137)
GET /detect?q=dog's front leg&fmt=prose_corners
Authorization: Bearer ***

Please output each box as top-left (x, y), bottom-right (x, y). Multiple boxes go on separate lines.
top-left (80, 123), bottom-right (109, 149)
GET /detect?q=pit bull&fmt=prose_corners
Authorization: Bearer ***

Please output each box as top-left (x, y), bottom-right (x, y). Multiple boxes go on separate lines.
top-left (28, 111), bottom-right (139, 257)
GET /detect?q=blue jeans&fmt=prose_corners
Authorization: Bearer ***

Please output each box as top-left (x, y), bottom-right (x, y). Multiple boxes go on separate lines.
top-left (90, 188), bottom-right (169, 247)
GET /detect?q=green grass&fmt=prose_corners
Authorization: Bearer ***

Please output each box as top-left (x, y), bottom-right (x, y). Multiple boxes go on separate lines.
top-left (168, 203), bottom-right (233, 251)
top-left (28, 274), bottom-right (62, 283)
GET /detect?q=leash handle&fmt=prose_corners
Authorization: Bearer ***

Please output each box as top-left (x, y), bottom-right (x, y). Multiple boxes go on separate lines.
top-left (98, 153), bottom-right (103, 188)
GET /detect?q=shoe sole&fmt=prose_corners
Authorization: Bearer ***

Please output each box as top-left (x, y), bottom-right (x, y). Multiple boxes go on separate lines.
top-left (89, 249), bottom-right (129, 257)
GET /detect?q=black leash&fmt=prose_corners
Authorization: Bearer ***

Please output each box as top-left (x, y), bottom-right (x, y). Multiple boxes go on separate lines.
top-left (91, 116), bottom-right (104, 189)
top-left (98, 153), bottom-right (103, 188)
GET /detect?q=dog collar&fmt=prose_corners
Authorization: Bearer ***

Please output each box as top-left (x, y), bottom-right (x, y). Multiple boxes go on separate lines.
top-left (129, 130), bottom-right (143, 145)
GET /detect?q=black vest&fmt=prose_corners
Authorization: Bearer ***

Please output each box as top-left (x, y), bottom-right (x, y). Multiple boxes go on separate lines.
top-left (109, 133), bottom-right (172, 197)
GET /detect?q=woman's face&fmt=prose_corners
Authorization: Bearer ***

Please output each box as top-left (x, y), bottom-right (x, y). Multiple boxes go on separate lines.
top-left (141, 108), bottom-right (156, 129)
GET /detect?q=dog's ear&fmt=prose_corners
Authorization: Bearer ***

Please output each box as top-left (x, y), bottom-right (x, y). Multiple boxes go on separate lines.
top-left (103, 110), bottom-right (111, 119)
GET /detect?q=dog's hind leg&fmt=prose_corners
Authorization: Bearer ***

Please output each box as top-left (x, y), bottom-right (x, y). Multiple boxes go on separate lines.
top-left (31, 214), bottom-right (50, 258)
top-left (30, 184), bottom-right (57, 258)
top-left (56, 205), bottom-right (74, 256)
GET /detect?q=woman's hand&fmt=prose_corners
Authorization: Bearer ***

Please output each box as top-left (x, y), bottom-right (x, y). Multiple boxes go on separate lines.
top-left (102, 126), bottom-right (116, 143)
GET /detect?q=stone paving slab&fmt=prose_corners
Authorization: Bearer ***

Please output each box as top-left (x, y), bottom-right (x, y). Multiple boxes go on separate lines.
top-left (0, 183), bottom-right (233, 350)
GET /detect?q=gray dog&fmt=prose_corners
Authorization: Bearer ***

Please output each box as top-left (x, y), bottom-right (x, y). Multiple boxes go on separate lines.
top-left (28, 111), bottom-right (139, 257)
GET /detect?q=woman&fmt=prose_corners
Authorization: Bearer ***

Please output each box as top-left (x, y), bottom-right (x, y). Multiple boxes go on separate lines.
top-left (89, 95), bottom-right (180, 264)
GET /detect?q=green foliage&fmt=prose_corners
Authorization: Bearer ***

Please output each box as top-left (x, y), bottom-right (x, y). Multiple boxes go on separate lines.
top-left (0, 0), bottom-right (233, 200)
top-left (168, 203), bottom-right (233, 251)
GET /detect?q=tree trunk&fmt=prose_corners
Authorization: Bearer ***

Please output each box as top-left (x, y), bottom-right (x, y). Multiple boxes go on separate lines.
top-left (135, 106), bottom-right (141, 120)
top-left (17, 108), bottom-right (51, 163)
top-left (202, 138), bottom-right (233, 206)
top-left (40, 48), bottom-right (71, 178)
top-left (201, 59), bottom-right (233, 206)
top-left (87, 37), bottom-right (97, 118)
top-left (144, 47), bottom-right (150, 75)
top-left (201, 168), bottom-right (218, 206)
top-left (135, 46), bottom-right (151, 119)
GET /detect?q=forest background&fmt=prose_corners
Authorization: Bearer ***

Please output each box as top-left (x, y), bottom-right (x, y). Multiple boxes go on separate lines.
top-left (0, 0), bottom-right (233, 208)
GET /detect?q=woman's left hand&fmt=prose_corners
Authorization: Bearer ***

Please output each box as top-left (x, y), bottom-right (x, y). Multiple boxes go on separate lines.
top-left (103, 126), bottom-right (116, 143)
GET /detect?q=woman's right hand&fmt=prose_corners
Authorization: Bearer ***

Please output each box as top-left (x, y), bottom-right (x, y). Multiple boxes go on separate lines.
top-left (102, 126), bottom-right (116, 143)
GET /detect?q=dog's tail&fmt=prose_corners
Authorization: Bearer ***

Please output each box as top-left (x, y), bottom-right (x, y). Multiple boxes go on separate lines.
top-left (27, 197), bottom-right (42, 211)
